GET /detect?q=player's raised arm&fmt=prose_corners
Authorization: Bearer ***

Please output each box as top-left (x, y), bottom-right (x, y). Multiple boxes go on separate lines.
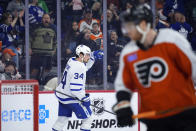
top-left (85, 50), bottom-right (104, 71)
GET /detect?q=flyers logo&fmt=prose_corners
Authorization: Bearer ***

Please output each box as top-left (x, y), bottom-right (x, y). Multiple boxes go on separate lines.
top-left (134, 57), bottom-right (168, 87)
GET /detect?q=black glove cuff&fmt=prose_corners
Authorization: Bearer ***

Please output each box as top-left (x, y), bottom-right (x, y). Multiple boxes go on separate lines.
top-left (116, 106), bottom-right (133, 117)
top-left (116, 91), bottom-right (131, 102)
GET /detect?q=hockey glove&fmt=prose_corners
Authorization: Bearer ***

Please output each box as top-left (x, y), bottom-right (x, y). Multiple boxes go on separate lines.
top-left (81, 94), bottom-right (90, 107)
top-left (93, 50), bottom-right (104, 60)
top-left (112, 91), bottom-right (135, 127)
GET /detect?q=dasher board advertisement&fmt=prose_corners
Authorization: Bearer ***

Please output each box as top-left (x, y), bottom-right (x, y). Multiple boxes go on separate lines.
top-left (39, 91), bottom-right (146, 131)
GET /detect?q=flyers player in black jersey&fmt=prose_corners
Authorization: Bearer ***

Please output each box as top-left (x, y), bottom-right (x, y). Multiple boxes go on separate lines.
top-left (112, 4), bottom-right (196, 131)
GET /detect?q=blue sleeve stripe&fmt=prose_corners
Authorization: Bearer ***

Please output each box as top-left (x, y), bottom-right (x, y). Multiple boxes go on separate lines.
top-left (71, 88), bottom-right (82, 91)
top-left (70, 83), bottom-right (83, 86)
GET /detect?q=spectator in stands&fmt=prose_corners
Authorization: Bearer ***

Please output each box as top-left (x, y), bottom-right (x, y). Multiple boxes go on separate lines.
top-left (6, 0), bottom-right (25, 17)
top-left (38, 0), bottom-right (49, 13)
top-left (107, 9), bottom-right (121, 36)
top-left (0, 61), bottom-right (21, 80)
top-left (2, 48), bottom-right (16, 62)
top-left (91, 1), bottom-right (102, 20)
top-left (108, 3), bottom-right (120, 17)
top-left (30, 13), bottom-right (56, 82)
top-left (77, 29), bottom-right (98, 51)
top-left (0, 11), bottom-right (24, 68)
top-left (63, 0), bottom-right (75, 21)
top-left (90, 22), bottom-right (103, 48)
top-left (156, 0), bottom-right (164, 10)
top-left (185, 0), bottom-right (196, 33)
top-left (107, 0), bottom-right (120, 10)
top-left (71, 0), bottom-right (84, 21)
top-left (125, 1), bottom-right (135, 11)
top-left (0, 48), bottom-right (16, 72)
top-left (64, 21), bottom-right (80, 57)
top-left (78, 8), bottom-right (100, 32)
top-left (170, 11), bottom-right (193, 39)
top-left (29, 0), bottom-right (45, 26)
top-left (41, 0), bottom-right (56, 23)
top-left (163, 0), bottom-right (185, 22)
top-left (107, 31), bottom-right (124, 83)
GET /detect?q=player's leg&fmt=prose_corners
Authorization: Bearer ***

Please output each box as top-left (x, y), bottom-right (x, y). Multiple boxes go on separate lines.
top-left (52, 116), bottom-right (69, 131)
top-left (52, 102), bottom-right (72, 131)
top-left (70, 103), bottom-right (93, 131)
top-left (80, 116), bottom-right (93, 131)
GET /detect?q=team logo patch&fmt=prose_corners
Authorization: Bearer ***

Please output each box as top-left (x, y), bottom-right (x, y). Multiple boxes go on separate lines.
top-left (92, 98), bottom-right (105, 115)
top-left (134, 57), bottom-right (168, 87)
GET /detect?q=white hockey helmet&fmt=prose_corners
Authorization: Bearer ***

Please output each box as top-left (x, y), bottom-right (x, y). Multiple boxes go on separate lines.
top-left (76, 45), bottom-right (91, 56)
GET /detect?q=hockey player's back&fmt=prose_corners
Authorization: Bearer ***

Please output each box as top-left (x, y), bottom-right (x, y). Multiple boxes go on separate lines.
top-left (53, 45), bottom-right (101, 131)
top-left (56, 57), bottom-right (87, 104)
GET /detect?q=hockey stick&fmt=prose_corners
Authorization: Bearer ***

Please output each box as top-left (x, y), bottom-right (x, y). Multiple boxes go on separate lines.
top-left (132, 104), bottom-right (196, 119)
top-left (55, 90), bottom-right (196, 119)
top-left (55, 90), bottom-right (116, 115)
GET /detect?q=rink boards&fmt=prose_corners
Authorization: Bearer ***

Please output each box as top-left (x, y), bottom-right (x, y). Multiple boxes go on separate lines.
top-left (1, 90), bottom-right (147, 131)
top-left (39, 91), bottom-right (146, 131)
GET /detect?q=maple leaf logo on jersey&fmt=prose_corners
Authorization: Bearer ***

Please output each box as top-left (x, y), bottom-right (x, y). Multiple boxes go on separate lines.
top-left (134, 57), bottom-right (168, 87)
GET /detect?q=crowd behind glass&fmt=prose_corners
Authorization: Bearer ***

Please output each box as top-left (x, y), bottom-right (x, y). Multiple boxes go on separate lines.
top-left (0, 0), bottom-right (195, 90)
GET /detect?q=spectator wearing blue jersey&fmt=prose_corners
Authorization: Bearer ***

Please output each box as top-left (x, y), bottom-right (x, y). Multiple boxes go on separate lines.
top-left (0, 11), bottom-right (24, 68)
top-left (29, 0), bottom-right (45, 25)
top-left (170, 12), bottom-right (193, 39)
top-left (163, 0), bottom-right (185, 22)
top-left (6, 0), bottom-right (25, 17)
top-left (184, 0), bottom-right (196, 33)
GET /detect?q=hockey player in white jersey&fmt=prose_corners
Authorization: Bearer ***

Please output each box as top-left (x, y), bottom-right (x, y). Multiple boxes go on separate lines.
top-left (52, 45), bottom-right (103, 131)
